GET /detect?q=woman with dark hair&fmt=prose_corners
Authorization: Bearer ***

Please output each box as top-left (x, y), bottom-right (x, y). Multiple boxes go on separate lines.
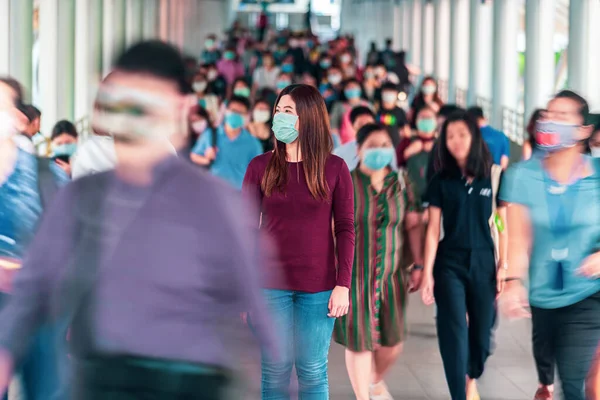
top-left (248, 99), bottom-right (273, 152)
top-left (216, 46), bottom-right (244, 86)
top-left (500, 90), bottom-right (600, 400)
top-left (330, 78), bottom-right (371, 146)
top-left (334, 123), bottom-right (424, 400)
top-left (409, 76), bottom-right (444, 129)
top-left (188, 106), bottom-right (212, 151)
top-left (51, 119), bottom-right (79, 176)
top-left (242, 84), bottom-right (355, 399)
top-left (522, 108), bottom-right (545, 161)
top-left (421, 111), bottom-right (507, 400)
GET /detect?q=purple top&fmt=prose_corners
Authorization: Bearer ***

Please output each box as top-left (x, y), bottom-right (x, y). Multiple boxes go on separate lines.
top-left (216, 59), bottom-right (245, 85)
top-left (0, 157), bottom-right (276, 367)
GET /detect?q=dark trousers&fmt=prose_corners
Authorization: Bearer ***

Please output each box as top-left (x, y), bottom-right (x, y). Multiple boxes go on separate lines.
top-left (434, 249), bottom-right (497, 400)
top-left (73, 355), bottom-right (231, 400)
top-left (532, 311), bottom-right (555, 386)
top-left (531, 292), bottom-right (600, 400)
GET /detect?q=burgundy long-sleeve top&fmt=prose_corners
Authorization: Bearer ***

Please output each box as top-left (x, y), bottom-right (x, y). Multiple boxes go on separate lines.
top-left (242, 152), bottom-right (355, 293)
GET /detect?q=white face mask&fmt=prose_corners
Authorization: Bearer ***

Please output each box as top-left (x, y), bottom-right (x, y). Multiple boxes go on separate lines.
top-left (192, 120), bottom-right (207, 134)
top-left (192, 81), bottom-right (207, 93)
top-left (207, 70), bottom-right (218, 81)
top-left (328, 74), bottom-right (342, 85)
top-left (253, 109), bottom-right (271, 123)
top-left (591, 147), bottom-right (600, 158)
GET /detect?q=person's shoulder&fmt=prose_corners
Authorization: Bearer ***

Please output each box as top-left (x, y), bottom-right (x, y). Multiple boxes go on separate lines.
top-left (326, 153), bottom-right (349, 173)
top-left (248, 151), bottom-right (273, 170)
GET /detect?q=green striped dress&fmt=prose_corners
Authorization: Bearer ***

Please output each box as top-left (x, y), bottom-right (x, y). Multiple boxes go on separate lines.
top-left (334, 168), bottom-right (419, 352)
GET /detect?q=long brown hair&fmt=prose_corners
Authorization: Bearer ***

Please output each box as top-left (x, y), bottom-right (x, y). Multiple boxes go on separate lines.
top-left (261, 84), bottom-right (333, 200)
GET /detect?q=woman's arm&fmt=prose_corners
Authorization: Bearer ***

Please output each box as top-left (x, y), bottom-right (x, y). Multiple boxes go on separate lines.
top-left (423, 206), bottom-right (441, 277)
top-left (332, 161), bottom-right (355, 289)
top-left (241, 159), bottom-right (264, 227)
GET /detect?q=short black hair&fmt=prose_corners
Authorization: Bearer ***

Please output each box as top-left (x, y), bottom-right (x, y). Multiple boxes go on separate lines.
top-left (438, 104), bottom-right (464, 119)
top-left (554, 90), bottom-right (590, 123)
top-left (356, 123), bottom-right (394, 146)
top-left (350, 106), bottom-right (375, 125)
top-left (51, 120), bottom-right (78, 140)
top-left (228, 95), bottom-right (250, 112)
top-left (381, 82), bottom-right (398, 92)
top-left (466, 106), bottom-right (485, 120)
top-left (434, 110), bottom-right (492, 179)
top-left (114, 40), bottom-right (188, 93)
top-left (18, 104), bottom-right (41, 122)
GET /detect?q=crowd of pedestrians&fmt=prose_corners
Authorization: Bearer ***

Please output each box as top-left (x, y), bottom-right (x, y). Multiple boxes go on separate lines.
top-left (0, 21), bottom-right (598, 400)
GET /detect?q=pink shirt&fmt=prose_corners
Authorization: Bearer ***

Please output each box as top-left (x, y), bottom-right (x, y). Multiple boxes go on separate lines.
top-left (216, 60), bottom-right (245, 85)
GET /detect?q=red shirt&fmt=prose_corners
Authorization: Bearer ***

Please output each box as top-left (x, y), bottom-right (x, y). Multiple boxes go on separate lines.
top-left (242, 152), bottom-right (355, 292)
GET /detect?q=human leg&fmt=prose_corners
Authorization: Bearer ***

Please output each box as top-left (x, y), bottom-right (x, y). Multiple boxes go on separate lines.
top-left (344, 350), bottom-right (372, 400)
top-left (531, 306), bottom-right (556, 399)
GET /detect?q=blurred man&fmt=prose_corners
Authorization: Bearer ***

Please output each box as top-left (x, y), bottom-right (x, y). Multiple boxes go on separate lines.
top-left (467, 106), bottom-right (510, 169)
top-left (0, 41), bottom-right (275, 399)
top-left (0, 78), bottom-right (69, 400)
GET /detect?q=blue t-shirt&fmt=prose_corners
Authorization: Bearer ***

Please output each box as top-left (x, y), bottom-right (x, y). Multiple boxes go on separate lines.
top-left (192, 125), bottom-right (263, 190)
top-left (481, 125), bottom-right (510, 165)
top-left (0, 149), bottom-right (69, 260)
top-left (499, 156), bottom-right (600, 309)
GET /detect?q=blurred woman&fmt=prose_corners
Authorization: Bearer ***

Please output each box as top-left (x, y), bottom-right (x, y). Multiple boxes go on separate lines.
top-left (242, 84), bottom-right (354, 399)
top-left (522, 108), bottom-right (545, 161)
top-left (51, 119), bottom-right (79, 176)
top-left (188, 106), bottom-right (212, 152)
top-left (232, 77), bottom-right (252, 99)
top-left (363, 65), bottom-right (380, 104)
top-left (409, 76), bottom-right (444, 129)
top-left (421, 111), bottom-right (506, 400)
top-left (248, 99), bottom-right (274, 153)
top-left (252, 51), bottom-right (280, 95)
top-left (590, 122), bottom-right (600, 157)
top-left (334, 123), bottom-right (424, 400)
top-left (276, 72), bottom-right (293, 96)
top-left (330, 79), bottom-right (371, 145)
top-left (500, 91), bottom-right (600, 400)
top-left (192, 72), bottom-right (220, 124)
top-left (216, 46), bottom-right (245, 87)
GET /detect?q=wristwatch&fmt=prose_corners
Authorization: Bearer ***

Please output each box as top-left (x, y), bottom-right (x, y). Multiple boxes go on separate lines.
top-left (413, 264), bottom-right (424, 271)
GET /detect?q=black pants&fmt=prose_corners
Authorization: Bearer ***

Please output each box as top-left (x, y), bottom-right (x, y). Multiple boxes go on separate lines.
top-left (434, 249), bottom-right (497, 400)
top-left (531, 292), bottom-right (600, 400)
top-left (73, 355), bottom-right (231, 400)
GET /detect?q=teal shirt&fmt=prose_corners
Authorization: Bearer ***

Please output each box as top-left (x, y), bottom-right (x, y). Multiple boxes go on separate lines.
top-left (499, 156), bottom-right (600, 309)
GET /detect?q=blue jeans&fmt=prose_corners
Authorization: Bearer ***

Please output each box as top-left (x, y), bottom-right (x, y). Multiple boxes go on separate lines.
top-left (260, 289), bottom-right (334, 400)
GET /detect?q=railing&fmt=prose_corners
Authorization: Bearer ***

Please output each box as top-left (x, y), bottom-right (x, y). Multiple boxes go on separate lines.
top-left (476, 96), bottom-right (493, 121)
top-left (436, 79), bottom-right (448, 104)
top-left (74, 115), bottom-right (91, 141)
top-left (455, 88), bottom-right (468, 109)
top-left (502, 107), bottom-right (525, 145)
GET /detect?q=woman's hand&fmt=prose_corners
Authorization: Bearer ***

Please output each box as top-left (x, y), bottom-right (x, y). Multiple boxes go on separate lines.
top-left (328, 286), bottom-right (349, 318)
top-left (499, 280), bottom-right (530, 319)
top-left (577, 251), bottom-right (600, 279)
top-left (420, 274), bottom-right (434, 305)
top-left (408, 269), bottom-right (423, 293)
top-left (55, 159), bottom-right (71, 176)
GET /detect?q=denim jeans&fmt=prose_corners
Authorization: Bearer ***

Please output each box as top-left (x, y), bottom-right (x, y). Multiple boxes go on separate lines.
top-left (260, 289), bottom-right (334, 400)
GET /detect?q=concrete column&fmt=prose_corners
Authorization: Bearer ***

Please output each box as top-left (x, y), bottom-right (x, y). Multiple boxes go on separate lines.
top-left (434, 0), bottom-right (450, 81)
top-left (419, 0), bottom-right (427, 75)
top-left (411, 0), bottom-right (421, 69)
top-left (38, 0), bottom-right (59, 134)
top-left (393, 1), bottom-right (402, 51)
top-left (0, 0), bottom-right (10, 75)
top-left (103, 0), bottom-right (127, 76)
top-left (568, 0), bottom-right (600, 109)
top-left (75, 0), bottom-right (103, 123)
top-left (491, 0), bottom-right (519, 128)
top-left (125, 0), bottom-right (144, 47)
top-left (432, 0), bottom-right (441, 77)
top-left (159, 0), bottom-right (169, 42)
top-left (57, 0), bottom-right (76, 121)
top-left (447, 0), bottom-right (458, 103)
top-left (143, 0), bottom-right (159, 40)
top-left (524, 0), bottom-right (555, 123)
top-left (466, 0), bottom-right (480, 105)
top-left (9, 0), bottom-right (34, 97)
top-left (403, 0), bottom-right (411, 53)
top-left (477, 2), bottom-right (493, 100)
top-left (423, 2), bottom-right (435, 74)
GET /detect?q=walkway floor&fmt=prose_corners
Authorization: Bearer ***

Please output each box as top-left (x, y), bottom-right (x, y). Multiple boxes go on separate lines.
top-left (242, 293), bottom-right (538, 400)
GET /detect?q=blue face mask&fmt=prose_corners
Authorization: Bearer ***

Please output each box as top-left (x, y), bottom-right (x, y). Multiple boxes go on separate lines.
top-left (362, 147), bottom-right (395, 171)
top-left (272, 113), bottom-right (299, 144)
top-left (277, 80), bottom-right (290, 90)
top-left (53, 143), bottom-right (77, 157)
top-left (281, 64), bottom-right (294, 73)
top-left (344, 88), bottom-right (361, 100)
top-left (535, 120), bottom-right (579, 153)
top-left (225, 112), bottom-right (245, 130)
top-left (234, 87), bottom-right (251, 98)
top-left (320, 60), bottom-right (331, 69)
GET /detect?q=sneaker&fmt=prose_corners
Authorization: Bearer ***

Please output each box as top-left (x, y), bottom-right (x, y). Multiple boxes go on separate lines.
top-left (534, 386), bottom-right (553, 400)
top-left (370, 381), bottom-right (393, 400)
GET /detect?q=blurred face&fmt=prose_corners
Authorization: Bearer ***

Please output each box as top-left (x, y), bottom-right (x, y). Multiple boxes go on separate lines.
top-left (253, 102), bottom-right (271, 123)
top-left (233, 82), bottom-right (251, 98)
top-left (52, 133), bottom-right (77, 146)
top-left (445, 121), bottom-right (472, 164)
top-left (263, 56), bottom-right (274, 67)
top-left (228, 101), bottom-right (248, 117)
top-left (360, 130), bottom-right (393, 153)
top-left (421, 79), bottom-right (437, 96)
top-left (328, 68), bottom-right (342, 85)
top-left (381, 90), bottom-right (398, 106)
top-left (544, 97), bottom-right (584, 126)
top-left (590, 130), bottom-right (600, 149)
top-left (416, 108), bottom-right (438, 136)
top-left (352, 114), bottom-right (375, 133)
top-left (364, 67), bottom-right (375, 81)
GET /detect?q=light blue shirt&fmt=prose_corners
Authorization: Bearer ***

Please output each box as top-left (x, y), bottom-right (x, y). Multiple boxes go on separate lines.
top-left (499, 156), bottom-right (600, 309)
top-left (333, 140), bottom-right (399, 172)
top-left (192, 125), bottom-right (263, 190)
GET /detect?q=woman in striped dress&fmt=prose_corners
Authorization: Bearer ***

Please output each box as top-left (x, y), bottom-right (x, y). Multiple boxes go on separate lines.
top-left (334, 123), bottom-right (425, 400)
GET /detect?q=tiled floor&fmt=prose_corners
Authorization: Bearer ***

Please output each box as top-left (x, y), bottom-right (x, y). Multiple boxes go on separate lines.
top-left (241, 293), bottom-right (538, 399)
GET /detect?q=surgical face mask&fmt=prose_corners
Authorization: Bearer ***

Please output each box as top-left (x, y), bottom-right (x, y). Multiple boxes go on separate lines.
top-left (53, 143), bottom-right (77, 157)
top-left (535, 120), bottom-right (580, 153)
top-left (277, 80), bottom-right (290, 90)
top-left (234, 87), bottom-right (251, 98)
top-left (281, 64), bottom-right (294, 74)
top-left (192, 120), bottom-right (207, 134)
top-left (289, 39), bottom-right (299, 48)
top-left (192, 81), bottom-right (207, 93)
top-left (416, 118), bottom-right (437, 134)
top-left (344, 88), bottom-right (361, 100)
top-left (272, 113), bottom-right (299, 144)
top-left (205, 39), bottom-right (215, 49)
top-left (362, 147), bottom-right (395, 171)
top-left (207, 70), bottom-right (218, 81)
top-left (225, 112), bottom-right (245, 130)
top-left (591, 146), bottom-right (600, 157)
top-left (382, 92), bottom-right (397, 104)
top-left (328, 74), bottom-right (342, 85)
top-left (253, 109), bottom-right (271, 123)
top-left (422, 85), bottom-right (437, 95)
top-left (320, 60), bottom-right (331, 69)
top-left (340, 54), bottom-right (351, 64)
top-left (224, 51), bottom-right (236, 61)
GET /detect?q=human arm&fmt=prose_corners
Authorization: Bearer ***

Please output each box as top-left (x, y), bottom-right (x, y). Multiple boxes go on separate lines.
top-left (330, 161), bottom-right (355, 317)
top-left (402, 172), bottom-right (425, 291)
top-left (500, 135), bottom-right (510, 170)
top-left (420, 174), bottom-right (442, 305)
top-left (241, 158), bottom-right (264, 227)
top-left (190, 130), bottom-right (215, 166)
top-left (522, 141), bottom-right (532, 161)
